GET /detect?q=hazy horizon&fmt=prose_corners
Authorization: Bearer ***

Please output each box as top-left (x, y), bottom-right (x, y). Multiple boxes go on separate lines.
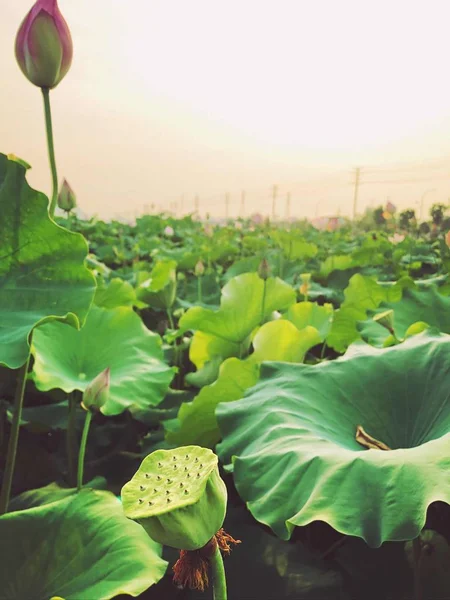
top-left (2, 0), bottom-right (450, 220)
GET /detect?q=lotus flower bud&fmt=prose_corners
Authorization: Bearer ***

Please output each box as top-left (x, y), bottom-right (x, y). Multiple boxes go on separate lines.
top-left (81, 368), bottom-right (110, 413)
top-left (299, 273), bottom-right (311, 297)
top-left (195, 260), bottom-right (205, 277)
top-left (258, 258), bottom-right (270, 280)
top-left (445, 231), bottom-right (450, 248)
top-left (15, 0), bottom-right (73, 89)
top-left (58, 178), bottom-right (76, 212)
top-left (122, 446), bottom-right (227, 551)
top-left (373, 309), bottom-right (395, 335)
top-left (164, 225), bottom-right (174, 237)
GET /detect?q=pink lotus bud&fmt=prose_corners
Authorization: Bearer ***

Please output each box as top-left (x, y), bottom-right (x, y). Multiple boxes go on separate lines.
top-left (164, 225), bottom-right (175, 237)
top-left (195, 260), bottom-right (205, 277)
top-left (58, 178), bottom-right (76, 212)
top-left (81, 368), bottom-right (111, 413)
top-left (15, 0), bottom-right (73, 89)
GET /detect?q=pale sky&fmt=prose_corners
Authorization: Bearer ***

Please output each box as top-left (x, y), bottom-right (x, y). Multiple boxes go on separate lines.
top-left (2, 0), bottom-right (450, 219)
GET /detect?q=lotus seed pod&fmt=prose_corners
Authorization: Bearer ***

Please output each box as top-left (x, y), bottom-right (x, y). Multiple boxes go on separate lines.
top-left (121, 446), bottom-right (227, 551)
top-left (81, 368), bottom-right (110, 413)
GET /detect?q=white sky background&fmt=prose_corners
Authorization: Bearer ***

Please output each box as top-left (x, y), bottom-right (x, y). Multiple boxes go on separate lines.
top-left (2, 0), bottom-right (450, 219)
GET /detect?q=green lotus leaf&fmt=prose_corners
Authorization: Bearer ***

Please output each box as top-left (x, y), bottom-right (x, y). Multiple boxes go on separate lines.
top-left (94, 277), bottom-right (136, 309)
top-left (327, 274), bottom-right (413, 352)
top-left (319, 255), bottom-right (354, 278)
top-left (0, 489), bottom-right (167, 599)
top-left (283, 301), bottom-right (333, 341)
top-left (180, 273), bottom-right (296, 368)
top-left (167, 320), bottom-right (321, 448)
top-left (136, 260), bottom-right (177, 309)
top-left (31, 306), bottom-right (175, 417)
top-left (217, 332), bottom-right (450, 547)
top-left (0, 154), bottom-right (95, 368)
top-left (271, 231), bottom-right (318, 261)
top-left (359, 287), bottom-right (450, 347)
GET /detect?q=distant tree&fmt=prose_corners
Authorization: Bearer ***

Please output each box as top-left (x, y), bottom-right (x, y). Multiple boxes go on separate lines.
top-left (399, 209), bottom-right (416, 230)
top-left (442, 216), bottom-right (450, 231)
top-left (373, 206), bottom-right (386, 226)
top-left (430, 203), bottom-right (448, 227)
top-left (418, 222), bottom-right (431, 235)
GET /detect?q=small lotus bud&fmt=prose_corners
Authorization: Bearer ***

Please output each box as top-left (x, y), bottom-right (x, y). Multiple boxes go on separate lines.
top-left (7, 154), bottom-right (32, 170)
top-left (122, 446), bottom-right (227, 551)
top-left (258, 258), bottom-right (270, 280)
top-left (373, 309), bottom-right (395, 334)
top-left (58, 178), bottom-right (76, 212)
top-left (164, 225), bottom-right (174, 237)
top-left (299, 273), bottom-right (311, 297)
top-left (15, 0), bottom-right (73, 89)
top-left (81, 368), bottom-right (110, 413)
top-left (195, 260), bottom-right (205, 277)
top-left (445, 231), bottom-right (450, 248)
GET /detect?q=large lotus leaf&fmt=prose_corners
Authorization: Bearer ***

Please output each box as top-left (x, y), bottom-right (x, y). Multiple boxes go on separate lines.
top-left (359, 286), bottom-right (450, 347)
top-left (31, 306), bottom-right (175, 417)
top-left (180, 273), bottom-right (296, 368)
top-left (94, 277), bottom-right (136, 309)
top-left (166, 320), bottom-right (320, 448)
top-left (217, 332), bottom-right (450, 547)
top-left (0, 489), bottom-right (167, 599)
top-left (0, 154), bottom-right (95, 368)
top-left (327, 274), bottom-right (413, 352)
top-left (283, 301), bottom-right (333, 341)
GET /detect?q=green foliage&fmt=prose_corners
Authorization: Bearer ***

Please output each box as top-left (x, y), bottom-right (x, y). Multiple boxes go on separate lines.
top-left (327, 275), bottom-right (413, 352)
top-left (180, 273), bottom-right (296, 368)
top-left (31, 305), bottom-right (175, 417)
top-left (0, 154), bottom-right (95, 368)
top-left (218, 332), bottom-right (450, 547)
top-left (0, 488), bottom-right (167, 599)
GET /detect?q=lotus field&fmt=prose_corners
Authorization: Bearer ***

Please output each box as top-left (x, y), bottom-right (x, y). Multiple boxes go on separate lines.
top-left (1, 2), bottom-right (450, 600)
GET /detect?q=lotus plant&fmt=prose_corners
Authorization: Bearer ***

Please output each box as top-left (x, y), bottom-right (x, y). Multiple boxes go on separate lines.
top-left (15, 0), bottom-right (73, 217)
top-left (122, 446), bottom-right (240, 597)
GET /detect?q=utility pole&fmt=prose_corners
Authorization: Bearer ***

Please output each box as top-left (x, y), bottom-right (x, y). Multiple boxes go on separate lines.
top-left (240, 190), bottom-right (246, 217)
top-left (225, 193), bottom-right (230, 219)
top-left (285, 192), bottom-right (291, 221)
top-left (352, 167), bottom-right (361, 221)
top-left (271, 184), bottom-right (278, 221)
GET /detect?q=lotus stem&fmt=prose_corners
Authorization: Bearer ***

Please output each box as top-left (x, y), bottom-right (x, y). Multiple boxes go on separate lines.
top-left (260, 279), bottom-right (267, 324)
top-left (197, 276), bottom-right (203, 304)
top-left (167, 309), bottom-right (175, 331)
top-left (210, 545), bottom-right (227, 600)
top-left (0, 355), bottom-right (30, 515)
top-left (66, 391), bottom-right (78, 487)
top-left (412, 536), bottom-right (423, 600)
top-left (42, 88), bottom-right (59, 218)
top-left (77, 410), bottom-right (93, 491)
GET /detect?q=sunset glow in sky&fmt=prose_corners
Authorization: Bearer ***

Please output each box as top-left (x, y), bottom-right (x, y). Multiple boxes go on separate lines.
top-left (2, 0), bottom-right (450, 218)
